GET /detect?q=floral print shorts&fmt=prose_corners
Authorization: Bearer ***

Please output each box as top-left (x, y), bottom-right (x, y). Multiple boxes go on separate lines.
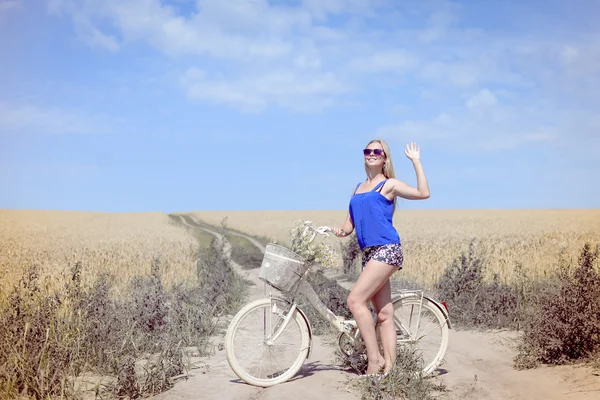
top-left (361, 243), bottom-right (404, 270)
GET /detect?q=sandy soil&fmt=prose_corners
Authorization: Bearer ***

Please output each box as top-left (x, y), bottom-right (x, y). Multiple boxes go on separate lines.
top-left (151, 215), bottom-right (600, 400)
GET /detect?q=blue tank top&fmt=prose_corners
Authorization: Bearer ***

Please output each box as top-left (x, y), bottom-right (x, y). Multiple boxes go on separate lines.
top-left (349, 180), bottom-right (400, 250)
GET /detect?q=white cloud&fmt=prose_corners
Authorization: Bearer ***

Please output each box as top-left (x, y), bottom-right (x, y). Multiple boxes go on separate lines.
top-left (376, 113), bottom-right (457, 143)
top-left (391, 104), bottom-right (411, 114)
top-left (180, 68), bottom-right (349, 113)
top-left (418, 8), bottom-right (459, 43)
top-left (349, 49), bottom-right (418, 73)
top-left (0, 0), bottom-right (21, 23)
top-left (86, 26), bottom-right (120, 52)
top-left (376, 103), bottom-right (559, 152)
top-left (421, 61), bottom-right (481, 87)
top-left (47, 0), bottom-right (308, 60)
top-left (301, 0), bottom-right (380, 20)
top-left (478, 129), bottom-right (557, 151)
top-left (45, 0), bottom-right (600, 137)
top-left (0, 0), bottom-right (20, 12)
top-left (0, 102), bottom-right (113, 135)
top-left (561, 45), bottom-right (579, 65)
top-left (466, 89), bottom-right (497, 109)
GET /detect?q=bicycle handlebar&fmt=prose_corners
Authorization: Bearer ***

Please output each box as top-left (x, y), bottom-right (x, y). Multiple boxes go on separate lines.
top-left (301, 221), bottom-right (332, 243)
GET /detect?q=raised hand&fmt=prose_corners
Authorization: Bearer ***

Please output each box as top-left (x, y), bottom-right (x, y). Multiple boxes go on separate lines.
top-left (404, 142), bottom-right (421, 161)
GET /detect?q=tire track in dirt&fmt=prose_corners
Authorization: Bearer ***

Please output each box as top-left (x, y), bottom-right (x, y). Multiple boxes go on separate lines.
top-left (149, 215), bottom-right (359, 400)
top-left (224, 229), bottom-right (266, 253)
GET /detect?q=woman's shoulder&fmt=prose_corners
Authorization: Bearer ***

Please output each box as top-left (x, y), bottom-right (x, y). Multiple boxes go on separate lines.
top-left (349, 181), bottom-right (362, 196)
top-left (384, 178), bottom-right (404, 186)
top-left (381, 178), bottom-right (403, 194)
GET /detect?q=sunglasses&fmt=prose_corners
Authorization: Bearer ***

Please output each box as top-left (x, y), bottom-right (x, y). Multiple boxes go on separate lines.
top-left (363, 148), bottom-right (385, 157)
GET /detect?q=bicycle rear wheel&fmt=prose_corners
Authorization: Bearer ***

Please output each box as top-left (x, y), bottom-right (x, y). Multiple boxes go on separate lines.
top-left (225, 297), bottom-right (310, 387)
top-left (392, 295), bottom-right (449, 375)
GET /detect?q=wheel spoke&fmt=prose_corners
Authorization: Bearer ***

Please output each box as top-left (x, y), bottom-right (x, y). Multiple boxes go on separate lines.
top-left (392, 296), bottom-right (448, 375)
top-left (226, 298), bottom-right (309, 386)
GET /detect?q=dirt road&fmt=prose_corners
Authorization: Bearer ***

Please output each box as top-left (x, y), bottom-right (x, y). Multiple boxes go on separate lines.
top-left (153, 215), bottom-right (600, 400)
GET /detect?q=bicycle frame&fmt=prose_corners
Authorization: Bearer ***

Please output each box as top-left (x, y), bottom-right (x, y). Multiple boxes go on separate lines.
top-left (225, 222), bottom-right (451, 386)
top-left (264, 222), bottom-right (448, 349)
top-left (297, 279), bottom-right (354, 334)
top-left (266, 269), bottom-right (430, 347)
top-left (264, 274), bottom-right (353, 346)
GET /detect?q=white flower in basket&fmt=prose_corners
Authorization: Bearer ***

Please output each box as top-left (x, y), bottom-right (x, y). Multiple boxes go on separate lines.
top-left (258, 221), bottom-right (340, 293)
top-left (289, 220), bottom-right (339, 270)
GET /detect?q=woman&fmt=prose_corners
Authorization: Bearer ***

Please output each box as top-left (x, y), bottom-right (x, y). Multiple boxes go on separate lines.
top-left (333, 139), bottom-right (430, 376)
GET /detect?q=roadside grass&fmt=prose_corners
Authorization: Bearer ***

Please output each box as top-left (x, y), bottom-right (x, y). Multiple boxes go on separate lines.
top-left (227, 234), bottom-right (264, 269)
top-left (182, 222), bottom-right (214, 259)
top-left (0, 218), bottom-right (248, 399)
top-left (513, 243), bottom-right (600, 369)
top-left (433, 240), bottom-right (600, 370)
top-left (344, 345), bottom-right (444, 400)
top-left (434, 240), bottom-right (521, 330)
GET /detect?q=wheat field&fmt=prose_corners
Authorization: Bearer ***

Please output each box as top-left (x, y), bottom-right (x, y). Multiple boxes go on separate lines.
top-left (0, 210), bottom-right (199, 296)
top-left (2, 209), bottom-right (598, 293)
top-left (190, 209), bottom-right (600, 286)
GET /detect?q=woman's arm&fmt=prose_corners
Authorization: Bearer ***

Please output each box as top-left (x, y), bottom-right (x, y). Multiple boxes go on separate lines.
top-left (390, 142), bottom-right (430, 200)
top-left (333, 212), bottom-right (354, 237)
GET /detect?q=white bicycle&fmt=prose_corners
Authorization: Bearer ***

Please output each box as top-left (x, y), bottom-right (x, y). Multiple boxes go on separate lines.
top-left (225, 221), bottom-right (451, 387)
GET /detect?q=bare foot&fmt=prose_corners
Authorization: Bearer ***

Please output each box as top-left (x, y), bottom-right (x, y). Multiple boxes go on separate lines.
top-left (366, 358), bottom-right (385, 375)
top-left (382, 365), bottom-right (392, 375)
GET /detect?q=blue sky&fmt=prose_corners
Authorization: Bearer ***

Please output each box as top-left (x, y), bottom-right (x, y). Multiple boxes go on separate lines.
top-left (1, 0), bottom-right (599, 212)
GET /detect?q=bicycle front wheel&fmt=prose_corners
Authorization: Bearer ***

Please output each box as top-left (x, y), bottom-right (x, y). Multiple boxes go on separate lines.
top-left (392, 295), bottom-right (449, 376)
top-left (225, 297), bottom-right (310, 387)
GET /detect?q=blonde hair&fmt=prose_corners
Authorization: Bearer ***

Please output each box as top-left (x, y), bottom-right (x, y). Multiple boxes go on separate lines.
top-left (364, 139), bottom-right (398, 212)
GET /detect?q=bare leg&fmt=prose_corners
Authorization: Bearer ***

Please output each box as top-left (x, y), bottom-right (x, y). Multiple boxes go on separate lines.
top-left (371, 279), bottom-right (396, 373)
top-left (347, 260), bottom-right (397, 374)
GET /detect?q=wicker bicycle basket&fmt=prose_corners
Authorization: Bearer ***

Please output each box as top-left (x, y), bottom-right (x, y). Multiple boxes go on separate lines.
top-left (258, 243), bottom-right (308, 293)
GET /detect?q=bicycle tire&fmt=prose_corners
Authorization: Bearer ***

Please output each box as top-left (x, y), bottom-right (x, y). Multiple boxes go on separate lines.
top-left (225, 297), bottom-right (310, 387)
top-left (392, 294), bottom-right (449, 375)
